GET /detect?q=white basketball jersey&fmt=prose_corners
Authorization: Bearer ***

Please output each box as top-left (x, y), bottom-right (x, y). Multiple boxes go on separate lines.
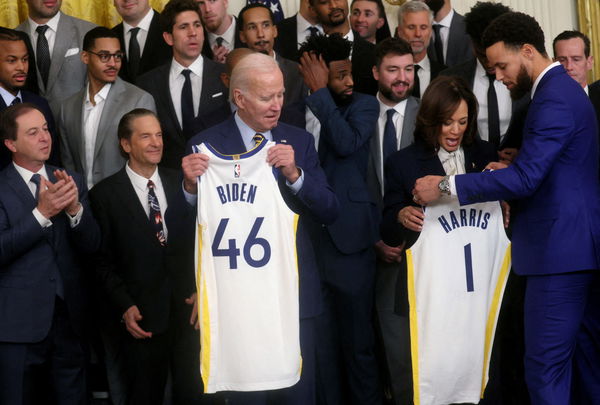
top-left (194, 141), bottom-right (301, 393)
top-left (406, 196), bottom-right (511, 405)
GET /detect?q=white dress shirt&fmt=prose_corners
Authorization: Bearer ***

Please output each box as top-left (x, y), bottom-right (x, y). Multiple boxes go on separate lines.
top-left (0, 86), bottom-right (21, 106)
top-left (207, 16), bottom-right (236, 51)
top-left (28, 11), bottom-right (61, 58)
top-left (296, 13), bottom-right (323, 49)
top-left (472, 59), bottom-right (511, 142)
top-left (416, 55), bottom-right (431, 95)
top-left (438, 146), bottom-right (465, 175)
top-left (122, 8), bottom-right (154, 58)
top-left (83, 83), bottom-right (111, 189)
top-left (169, 56), bottom-right (204, 127)
top-left (126, 163), bottom-right (169, 240)
top-left (432, 8), bottom-right (453, 62)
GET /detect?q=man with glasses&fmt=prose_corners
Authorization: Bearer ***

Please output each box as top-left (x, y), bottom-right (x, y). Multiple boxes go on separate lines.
top-left (57, 27), bottom-right (156, 191)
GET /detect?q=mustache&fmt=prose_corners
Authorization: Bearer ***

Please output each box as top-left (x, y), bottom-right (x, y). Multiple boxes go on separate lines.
top-left (253, 40), bottom-right (270, 47)
top-left (391, 80), bottom-right (409, 87)
top-left (329, 8), bottom-right (344, 16)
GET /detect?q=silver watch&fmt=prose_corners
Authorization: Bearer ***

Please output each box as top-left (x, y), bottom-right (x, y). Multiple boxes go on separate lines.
top-left (438, 176), bottom-right (451, 195)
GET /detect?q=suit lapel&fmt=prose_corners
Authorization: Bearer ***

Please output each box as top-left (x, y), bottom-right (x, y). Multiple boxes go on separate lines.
top-left (4, 164), bottom-right (36, 207)
top-left (199, 57), bottom-right (225, 115)
top-left (94, 79), bottom-right (123, 160)
top-left (417, 144), bottom-right (445, 176)
top-left (400, 97), bottom-right (419, 149)
top-left (140, 12), bottom-right (163, 71)
top-left (47, 13), bottom-right (74, 95)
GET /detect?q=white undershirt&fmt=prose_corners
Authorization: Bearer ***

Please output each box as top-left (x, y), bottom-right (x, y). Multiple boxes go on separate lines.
top-left (83, 82), bottom-right (112, 189)
top-left (472, 59), bottom-right (511, 142)
top-left (169, 56), bottom-right (204, 127)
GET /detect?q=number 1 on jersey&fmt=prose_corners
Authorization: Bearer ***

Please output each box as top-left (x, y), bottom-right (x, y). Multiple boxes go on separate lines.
top-left (464, 243), bottom-right (474, 292)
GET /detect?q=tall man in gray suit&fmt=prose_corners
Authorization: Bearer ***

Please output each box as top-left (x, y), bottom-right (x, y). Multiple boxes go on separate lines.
top-left (16, 0), bottom-right (96, 113)
top-left (369, 37), bottom-right (419, 405)
top-left (58, 27), bottom-right (156, 190)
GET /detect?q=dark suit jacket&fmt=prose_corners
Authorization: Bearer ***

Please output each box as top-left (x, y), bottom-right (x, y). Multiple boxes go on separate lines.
top-left (112, 9), bottom-right (172, 83)
top-left (0, 164), bottom-right (99, 342)
top-left (276, 53), bottom-right (309, 106)
top-left (589, 80), bottom-right (600, 128)
top-left (352, 34), bottom-right (378, 95)
top-left (439, 58), bottom-right (530, 148)
top-left (137, 57), bottom-right (227, 169)
top-left (427, 10), bottom-right (472, 68)
top-left (456, 65), bottom-right (600, 276)
top-left (0, 90), bottom-right (59, 168)
top-left (304, 88), bottom-right (380, 255)
top-left (90, 167), bottom-right (195, 333)
top-left (186, 116), bottom-right (338, 318)
top-left (201, 17), bottom-right (245, 60)
top-left (274, 14), bottom-right (299, 62)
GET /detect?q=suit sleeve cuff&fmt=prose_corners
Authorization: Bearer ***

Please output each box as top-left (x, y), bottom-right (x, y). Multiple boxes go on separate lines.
top-left (449, 175), bottom-right (457, 196)
top-left (286, 168), bottom-right (304, 195)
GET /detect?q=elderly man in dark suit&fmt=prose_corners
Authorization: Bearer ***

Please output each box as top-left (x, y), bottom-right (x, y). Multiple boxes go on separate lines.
top-left (90, 109), bottom-right (199, 405)
top-left (138, 0), bottom-right (227, 170)
top-left (16, 0), bottom-right (96, 113)
top-left (182, 51), bottom-right (338, 405)
top-left (0, 103), bottom-right (100, 405)
top-left (112, 0), bottom-right (172, 83)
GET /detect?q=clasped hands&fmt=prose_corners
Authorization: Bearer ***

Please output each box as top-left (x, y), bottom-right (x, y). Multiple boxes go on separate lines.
top-left (37, 169), bottom-right (80, 219)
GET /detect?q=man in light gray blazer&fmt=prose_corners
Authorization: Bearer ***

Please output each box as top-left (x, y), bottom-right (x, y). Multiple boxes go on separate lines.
top-left (58, 27), bottom-right (156, 190)
top-left (369, 37), bottom-right (419, 405)
top-left (16, 0), bottom-right (96, 114)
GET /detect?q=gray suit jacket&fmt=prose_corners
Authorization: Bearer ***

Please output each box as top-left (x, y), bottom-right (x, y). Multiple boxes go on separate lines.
top-left (276, 53), bottom-right (308, 106)
top-left (17, 12), bottom-right (96, 113)
top-left (58, 77), bottom-right (156, 186)
top-left (427, 10), bottom-right (472, 68)
top-left (368, 96), bottom-right (419, 204)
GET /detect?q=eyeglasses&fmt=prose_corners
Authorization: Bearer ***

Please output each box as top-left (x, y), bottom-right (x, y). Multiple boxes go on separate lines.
top-left (87, 51), bottom-right (124, 63)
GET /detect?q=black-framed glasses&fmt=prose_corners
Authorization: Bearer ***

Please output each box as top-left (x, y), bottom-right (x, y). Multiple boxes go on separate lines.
top-left (87, 51), bottom-right (124, 63)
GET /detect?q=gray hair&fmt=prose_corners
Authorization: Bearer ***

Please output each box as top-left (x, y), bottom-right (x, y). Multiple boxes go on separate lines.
top-left (397, 0), bottom-right (434, 28)
top-left (229, 53), bottom-right (281, 102)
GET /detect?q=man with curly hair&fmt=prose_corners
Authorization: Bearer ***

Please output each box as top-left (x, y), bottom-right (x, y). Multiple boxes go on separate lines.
top-left (413, 11), bottom-right (600, 405)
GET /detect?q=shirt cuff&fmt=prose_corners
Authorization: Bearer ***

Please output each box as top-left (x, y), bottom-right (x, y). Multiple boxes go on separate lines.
top-left (183, 181), bottom-right (198, 206)
top-left (66, 203), bottom-right (83, 227)
top-left (286, 168), bottom-right (304, 195)
top-left (33, 208), bottom-right (52, 228)
top-left (449, 175), bottom-right (457, 196)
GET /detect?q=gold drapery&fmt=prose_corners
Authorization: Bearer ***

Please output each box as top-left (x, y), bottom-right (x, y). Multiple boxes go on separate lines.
top-left (578, 0), bottom-right (599, 83)
top-left (0, 0), bottom-right (169, 29)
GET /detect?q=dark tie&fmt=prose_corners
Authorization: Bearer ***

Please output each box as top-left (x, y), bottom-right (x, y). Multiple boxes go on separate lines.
top-left (487, 74), bottom-right (501, 148)
top-left (413, 64), bottom-right (421, 98)
top-left (11, 96), bottom-right (21, 106)
top-left (308, 26), bottom-right (319, 38)
top-left (181, 69), bottom-right (194, 136)
top-left (128, 27), bottom-right (141, 80)
top-left (253, 133), bottom-right (265, 148)
top-left (432, 24), bottom-right (444, 64)
top-left (30, 173), bottom-right (41, 200)
top-left (383, 109), bottom-right (397, 161)
top-left (216, 37), bottom-right (224, 47)
top-left (147, 180), bottom-right (166, 246)
top-left (36, 25), bottom-right (51, 88)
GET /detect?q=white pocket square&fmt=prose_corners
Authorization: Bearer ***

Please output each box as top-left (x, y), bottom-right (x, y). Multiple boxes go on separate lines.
top-left (64, 48), bottom-right (79, 57)
top-left (212, 92), bottom-right (223, 98)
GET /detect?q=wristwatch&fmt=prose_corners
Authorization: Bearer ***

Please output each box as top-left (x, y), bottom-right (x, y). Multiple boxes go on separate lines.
top-left (438, 176), bottom-right (451, 195)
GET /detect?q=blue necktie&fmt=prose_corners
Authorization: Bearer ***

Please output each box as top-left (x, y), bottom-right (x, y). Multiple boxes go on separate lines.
top-left (30, 173), bottom-right (41, 200)
top-left (383, 109), bottom-right (397, 161)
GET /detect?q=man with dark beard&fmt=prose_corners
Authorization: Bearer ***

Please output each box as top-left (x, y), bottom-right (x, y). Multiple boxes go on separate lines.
top-left (421, 0), bottom-right (471, 67)
top-left (413, 12), bottom-right (600, 405)
top-left (237, 3), bottom-right (308, 106)
top-left (367, 37), bottom-right (418, 405)
top-left (298, 33), bottom-right (382, 405)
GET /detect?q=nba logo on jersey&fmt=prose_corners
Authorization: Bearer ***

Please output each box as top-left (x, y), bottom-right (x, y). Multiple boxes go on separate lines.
top-left (194, 140), bottom-right (302, 394)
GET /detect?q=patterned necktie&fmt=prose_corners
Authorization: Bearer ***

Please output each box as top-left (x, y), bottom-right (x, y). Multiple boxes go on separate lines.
top-left (432, 24), bottom-right (444, 64)
top-left (128, 27), bottom-right (141, 80)
top-left (30, 173), bottom-right (41, 200)
top-left (413, 64), bottom-right (421, 98)
top-left (147, 180), bottom-right (166, 246)
top-left (181, 69), bottom-right (194, 136)
top-left (253, 133), bottom-right (265, 148)
top-left (36, 25), bottom-right (51, 88)
top-left (383, 109), bottom-right (397, 161)
top-left (11, 96), bottom-right (21, 106)
top-left (487, 74), bottom-right (501, 148)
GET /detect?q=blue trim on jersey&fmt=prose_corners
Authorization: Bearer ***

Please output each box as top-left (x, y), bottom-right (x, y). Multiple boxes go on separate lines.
top-left (195, 139), bottom-right (268, 160)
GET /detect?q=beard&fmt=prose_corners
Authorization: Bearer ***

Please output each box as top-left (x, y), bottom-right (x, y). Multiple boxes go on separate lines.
top-left (325, 9), bottom-right (347, 27)
top-left (424, 0), bottom-right (445, 14)
top-left (510, 65), bottom-right (533, 100)
top-left (330, 87), bottom-right (353, 105)
top-left (379, 80), bottom-right (412, 103)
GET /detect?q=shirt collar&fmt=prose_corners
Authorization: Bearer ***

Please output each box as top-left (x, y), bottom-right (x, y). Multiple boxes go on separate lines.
top-left (416, 54), bottom-right (431, 71)
top-left (170, 55), bottom-right (204, 77)
top-left (123, 8), bottom-right (154, 33)
top-left (85, 82), bottom-right (111, 106)
top-left (29, 11), bottom-right (61, 35)
top-left (436, 8), bottom-right (453, 27)
top-left (208, 16), bottom-right (236, 44)
top-left (344, 30), bottom-right (354, 43)
top-left (296, 13), bottom-right (322, 35)
top-left (584, 84), bottom-right (589, 96)
top-left (13, 161), bottom-right (49, 185)
top-left (376, 93), bottom-right (407, 116)
top-left (531, 61), bottom-right (560, 99)
top-left (0, 86), bottom-right (21, 106)
top-left (234, 112), bottom-right (272, 147)
top-left (126, 161), bottom-right (159, 190)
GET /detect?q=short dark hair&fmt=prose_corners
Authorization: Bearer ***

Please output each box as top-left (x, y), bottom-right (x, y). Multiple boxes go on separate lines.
top-left (350, 0), bottom-right (385, 18)
top-left (117, 109), bottom-right (159, 157)
top-left (0, 27), bottom-right (25, 43)
top-left (414, 76), bottom-right (478, 151)
top-left (0, 103), bottom-right (43, 142)
top-left (298, 33), bottom-right (352, 65)
top-left (374, 37), bottom-right (413, 68)
top-left (161, 0), bottom-right (201, 34)
top-left (482, 12), bottom-right (547, 57)
top-left (464, 1), bottom-right (511, 47)
top-left (83, 27), bottom-right (120, 51)
top-left (238, 3), bottom-right (274, 27)
top-left (553, 30), bottom-right (591, 58)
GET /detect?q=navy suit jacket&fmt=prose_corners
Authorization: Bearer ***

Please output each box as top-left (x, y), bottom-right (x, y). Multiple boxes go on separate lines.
top-left (305, 88), bottom-right (380, 255)
top-left (456, 65), bottom-right (600, 276)
top-left (0, 90), bottom-right (59, 168)
top-left (0, 164), bottom-right (99, 342)
top-left (274, 14), bottom-right (299, 62)
top-left (186, 116), bottom-right (338, 318)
